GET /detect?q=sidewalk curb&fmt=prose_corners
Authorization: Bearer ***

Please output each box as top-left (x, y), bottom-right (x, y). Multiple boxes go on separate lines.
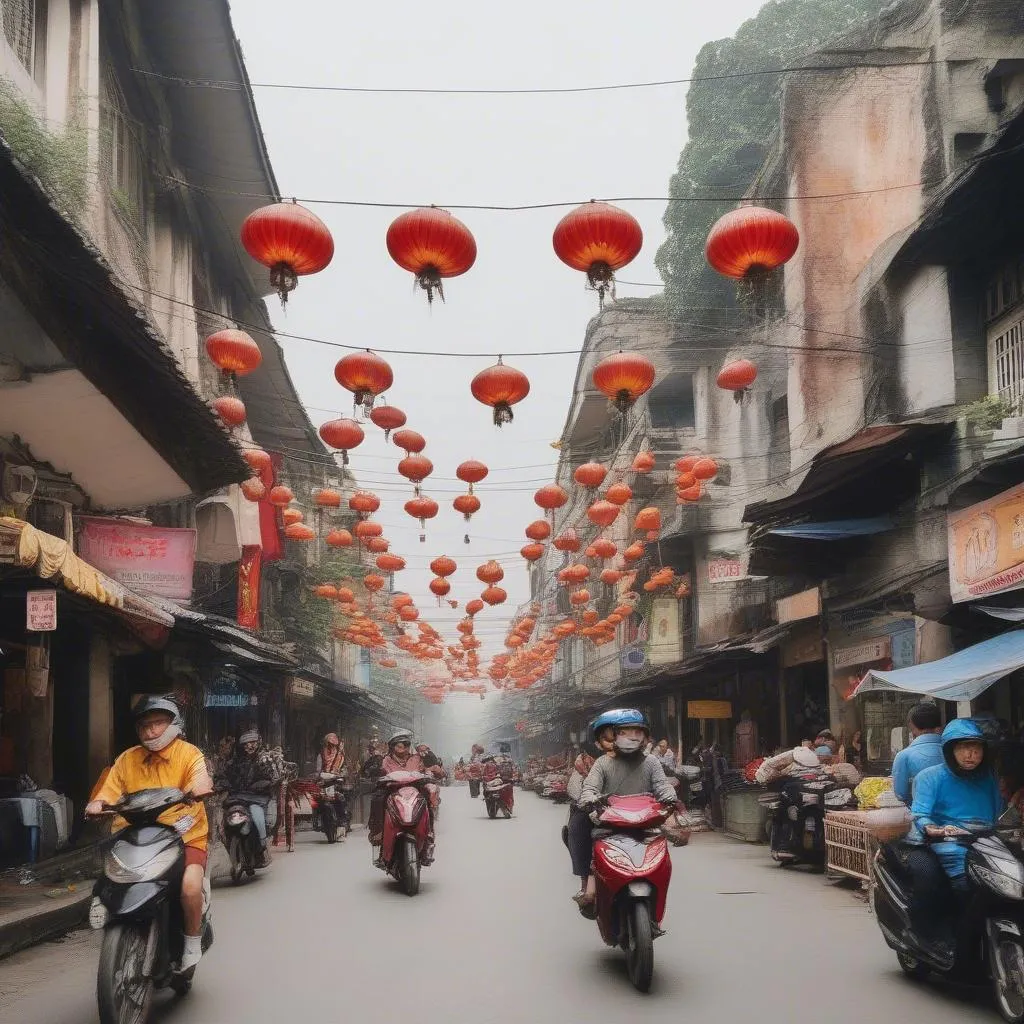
top-left (0, 887), bottom-right (92, 961)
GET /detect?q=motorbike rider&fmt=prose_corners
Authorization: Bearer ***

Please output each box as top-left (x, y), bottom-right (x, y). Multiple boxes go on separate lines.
top-left (577, 709), bottom-right (683, 907)
top-left (316, 732), bottom-right (346, 777)
top-left (905, 718), bottom-right (1004, 949)
top-left (891, 702), bottom-right (943, 804)
top-left (219, 729), bottom-right (277, 867)
top-left (85, 696), bottom-right (213, 973)
top-left (567, 717), bottom-right (617, 904)
top-left (370, 732), bottom-right (436, 865)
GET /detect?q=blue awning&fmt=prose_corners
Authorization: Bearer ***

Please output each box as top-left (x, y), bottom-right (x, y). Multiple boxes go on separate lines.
top-left (855, 630), bottom-right (1024, 702)
top-left (768, 516), bottom-right (896, 540)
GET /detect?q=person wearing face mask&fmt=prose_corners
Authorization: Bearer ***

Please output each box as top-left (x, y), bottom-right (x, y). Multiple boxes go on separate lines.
top-left (86, 696), bottom-right (213, 973)
top-left (576, 709), bottom-right (683, 907)
top-left (220, 729), bottom-right (277, 867)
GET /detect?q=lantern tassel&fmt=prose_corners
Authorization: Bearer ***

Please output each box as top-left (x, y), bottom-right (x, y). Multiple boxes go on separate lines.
top-left (492, 403), bottom-right (514, 427)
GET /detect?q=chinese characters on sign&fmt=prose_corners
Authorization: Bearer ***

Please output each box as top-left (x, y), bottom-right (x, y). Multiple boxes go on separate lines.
top-left (948, 482), bottom-right (1024, 603)
top-left (78, 518), bottom-right (196, 601)
top-left (707, 558), bottom-right (744, 583)
top-left (26, 590), bottom-right (57, 631)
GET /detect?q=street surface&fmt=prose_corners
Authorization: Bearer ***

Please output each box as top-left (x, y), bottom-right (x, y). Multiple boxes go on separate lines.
top-left (0, 790), bottom-right (994, 1023)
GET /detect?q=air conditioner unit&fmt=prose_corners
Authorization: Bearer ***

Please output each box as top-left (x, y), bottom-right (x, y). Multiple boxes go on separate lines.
top-left (2, 463), bottom-right (37, 508)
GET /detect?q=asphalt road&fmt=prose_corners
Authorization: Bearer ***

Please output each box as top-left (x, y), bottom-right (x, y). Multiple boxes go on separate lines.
top-left (0, 789), bottom-right (996, 1023)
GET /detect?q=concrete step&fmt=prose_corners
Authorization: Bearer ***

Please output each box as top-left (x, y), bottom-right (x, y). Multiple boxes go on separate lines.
top-left (0, 880), bottom-right (94, 961)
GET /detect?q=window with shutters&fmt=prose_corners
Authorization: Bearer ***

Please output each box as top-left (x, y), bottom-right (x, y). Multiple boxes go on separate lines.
top-left (988, 308), bottom-right (1024, 413)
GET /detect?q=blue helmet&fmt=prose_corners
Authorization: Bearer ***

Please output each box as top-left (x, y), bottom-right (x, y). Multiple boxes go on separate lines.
top-left (590, 708), bottom-right (650, 742)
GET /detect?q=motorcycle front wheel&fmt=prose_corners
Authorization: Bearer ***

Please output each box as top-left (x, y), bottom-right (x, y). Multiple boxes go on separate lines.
top-left (486, 799), bottom-right (497, 819)
top-left (322, 803), bottom-right (338, 844)
top-left (97, 920), bottom-right (155, 1024)
top-left (228, 836), bottom-right (245, 886)
top-left (625, 901), bottom-right (654, 993)
top-left (990, 936), bottom-right (1024, 1022)
top-left (400, 838), bottom-right (420, 897)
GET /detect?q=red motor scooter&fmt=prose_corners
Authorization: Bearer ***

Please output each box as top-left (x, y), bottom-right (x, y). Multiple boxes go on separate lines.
top-left (378, 770), bottom-right (433, 896)
top-left (482, 765), bottom-right (514, 819)
top-left (591, 794), bottom-right (674, 992)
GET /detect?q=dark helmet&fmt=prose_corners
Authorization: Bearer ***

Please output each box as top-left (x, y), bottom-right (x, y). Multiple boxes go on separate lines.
top-left (590, 708), bottom-right (650, 742)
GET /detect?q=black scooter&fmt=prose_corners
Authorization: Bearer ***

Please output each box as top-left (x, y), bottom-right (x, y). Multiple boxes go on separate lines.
top-left (760, 775), bottom-right (848, 868)
top-left (313, 771), bottom-right (351, 842)
top-left (223, 792), bottom-right (269, 884)
top-left (873, 813), bottom-right (1024, 1022)
top-left (89, 787), bottom-right (214, 1024)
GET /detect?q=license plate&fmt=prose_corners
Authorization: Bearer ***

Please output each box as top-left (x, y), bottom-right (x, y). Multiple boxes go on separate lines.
top-left (805, 818), bottom-right (816, 831)
top-left (691, 783), bottom-right (703, 792)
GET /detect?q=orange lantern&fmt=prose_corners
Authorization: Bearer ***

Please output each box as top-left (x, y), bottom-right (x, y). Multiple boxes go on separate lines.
top-left (605, 482), bottom-right (633, 506)
top-left (334, 350), bottom-right (394, 411)
top-left (716, 359), bottom-right (758, 399)
top-left (453, 493), bottom-right (481, 519)
top-left (319, 417), bottom-right (365, 464)
top-left (587, 500), bottom-right (620, 529)
top-left (367, 537), bottom-right (390, 554)
top-left (386, 207), bottom-right (477, 304)
top-left (705, 206), bottom-right (799, 280)
top-left (573, 462), bottom-right (607, 490)
top-left (349, 491), bottom-right (380, 518)
top-left (242, 447), bottom-right (273, 481)
top-left (392, 594), bottom-right (414, 610)
top-left (676, 472), bottom-right (697, 490)
top-left (632, 451), bottom-right (655, 474)
top-left (471, 358), bottom-right (530, 427)
top-left (314, 488), bottom-right (342, 509)
top-left (476, 560), bottom-right (504, 585)
top-left (466, 598), bottom-right (485, 617)
top-left (634, 507), bottom-right (661, 533)
top-left (376, 553), bottom-right (406, 573)
top-left (240, 477), bottom-right (266, 502)
top-left (393, 429), bottom-right (426, 454)
top-left (205, 330), bottom-right (262, 381)
top-left (429, 577), bottom-right (452, 601)
top-left (678, 484), bottom-right (702, 502)
top-left (314, 584), bottom-right (338, 600)
top-left (553, 528), bottom-right (581, 553)
top-left (212, 395), bottom-right (246, 428)
top-left (521, 543), bottom-right (545, 562)
top-left (399, 454), bottom-right (434, 486)
top-left (593, 538), bottom-right (618, 559)
top-left (526, 520), bottom-right (552, 542)
top-left (693, 458), bottom-right (718, 481)
top-left (481, 585), bottom-right (507, 606)
top-left (405, 495), bottom-right (439, 541)
top-left (363, 574), bottom-right (386, 593)
top-left (430, 556), bottom-right (457, 578)
top-left (285, 522), bottom-right (315, 541)
top-left (675, 456), bottom-right (699, 474)
top-left (569, 589), bottom-right (591, 607)
top-left (600, 568), bottom-right (622, 586)
top-left (552, 201), bottom-right (642, 302)
top-left (268, 485), bottom-right (294, 507)
top-left (534, 484), bottom-right (568, 519)
top-left (241, 201), bottom-right (334, 305)
top-left (326, 528), bottom-right (353, 549)
top-left (399, 605), bottom-right (420, 622)
top-left (282, 507), bottom-right (304, 526)
top-left (369, 403), bottom-right (406, 440)
top-left (456, 460), bottom-right (489, 492)
top-left (623, 542), bottom-right (645, 561)
top-left (354, 520), bottom-right (384, 540)
top-left (593, 351), bottom-right (656, 413)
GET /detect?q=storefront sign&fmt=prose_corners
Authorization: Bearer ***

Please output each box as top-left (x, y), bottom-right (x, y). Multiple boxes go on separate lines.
top-left (648, 597), bottom-right (681, 666)
top-left (833, 637), bottom-right (891, 669)
top-left (26, 590), bottom-right (56, 631)
top-left (948, 482), bottom-right (1024, 602)
top-left (776, 587), bottom-right (821, 624)
top-left (781, 627), bottom-right (824, 667)
top-left (687, 700), bottom-right (732, 720)
top-left (237, 545), bottom-right (262, 629)
top-left (204, 677), bottom-right (256, 708)
top-left (289, 678), bottom-right (316, 699)
top-left (79, 518), bottom-right (196, 601)
top-left (707, 558), bottom-right (744, 583)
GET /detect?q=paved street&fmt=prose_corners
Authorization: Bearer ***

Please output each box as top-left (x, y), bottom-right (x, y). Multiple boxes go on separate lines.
top-left (0, 790), bottom-right (995, 1023)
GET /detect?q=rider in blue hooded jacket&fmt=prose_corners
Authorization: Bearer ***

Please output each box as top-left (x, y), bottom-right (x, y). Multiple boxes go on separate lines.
top-left (911, 718), bottom-right (1004, 885)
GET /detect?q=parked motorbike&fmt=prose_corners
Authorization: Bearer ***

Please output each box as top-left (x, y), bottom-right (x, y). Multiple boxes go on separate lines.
top-left (310, 771), bottom-right (351, 843)
top-left (676, 764), bottom-right (705, 808)
top-left (482, 776), bottom-right (514, 819)
top-left (760, 776), bottom-right (849, 868)
top-left (378, 770), bottom-right (434, 896)
top-left (873, 813), bottom-right (1024, 1022)
top-left (222, 792), bottom-right (269, 884)
top-left (590, 794), bottom-right (674, 993)
top-left (89, 787), bottom-right (214, 1024)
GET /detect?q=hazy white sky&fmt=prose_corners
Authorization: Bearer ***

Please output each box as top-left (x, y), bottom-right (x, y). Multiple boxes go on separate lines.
top-left (231, 0), bottom-right (769, 664)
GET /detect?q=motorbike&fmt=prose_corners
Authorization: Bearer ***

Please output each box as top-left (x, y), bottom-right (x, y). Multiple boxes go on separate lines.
top-left (378, 770), bottom-right (434, 896)
top-left (222, 792), bottom-right (270, 884)
top-left (482, 776), bottom-right (514, 819)
top-left (760, 776), bottom-right (850, 868)
top-left (675, 764), bottom-right (705, 808)
top-left (467, 761), bottom-right (482, 799)
top-left (590, 794), bottom-right (674, 993)
top-left (88, 787), bottom-right (214, 1024)
top-left (310, 771), bottom-right (351, 843)
top-left (873, 812), bottom-right (1024, 1022)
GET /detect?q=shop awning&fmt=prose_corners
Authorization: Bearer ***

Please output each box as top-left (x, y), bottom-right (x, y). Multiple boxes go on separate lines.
top-left (854, 630), bottom-right (1024, 702)
top-left (0, 517), bottom-right (173, 626)
top-left (768, 516), bottom-right (896, 540)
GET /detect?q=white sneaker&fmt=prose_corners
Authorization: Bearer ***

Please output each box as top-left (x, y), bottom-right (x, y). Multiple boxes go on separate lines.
top-left (179, 936), bottom-right (203, 973)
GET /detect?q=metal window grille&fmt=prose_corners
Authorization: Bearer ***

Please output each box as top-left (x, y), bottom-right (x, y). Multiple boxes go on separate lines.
top-left (2, 0), bottom-right (36, 75)
top-left (99, 69), bottom-right (144, 224)
top-left (989, 310), bottom-right (1024, 411)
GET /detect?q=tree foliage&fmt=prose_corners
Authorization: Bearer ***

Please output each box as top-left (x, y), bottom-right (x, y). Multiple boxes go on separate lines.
top-left (656, 0), bottom-right (893, 310)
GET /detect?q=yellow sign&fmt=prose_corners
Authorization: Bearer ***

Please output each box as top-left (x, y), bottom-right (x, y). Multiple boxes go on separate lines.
top-left (948, 482), bottom-right (1024, 603)
top-left (687, 700), bottom-right (732, 720)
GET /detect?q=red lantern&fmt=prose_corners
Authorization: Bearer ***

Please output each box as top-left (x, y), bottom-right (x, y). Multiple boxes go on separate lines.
top-left (376, 553), bottom-right (406, 573)
top-left (370, 403), bottom-right (407, 440)
top-left (605, 482), bottom-right (633, 506)
top-left (635, 507), bottom-right (661, 533)
top-left (525, 520), bottom-right (551, 542)
top-left (367, 537), bottom-right (390, 554)
top-left (405, 495), bottom-right (439, 541)
top-left (593, 352), bottom-right (656, 413)
top-left (693, 458), bottom-right (719, 481)
top-left (393, 429), bottom-right (426, 454)
top-left (476, 560), bottom-right (505, 585)
top-left (268, 485), bottom-right (294, 507)
top-left (240, 201), bottom-right (334, 305)
top-left (587, 500), bottom-right (620, 529)
top-left (552, 201), bottom-right (643, 302)
top-left (481, 585), bottom-right (507, 607)
top-left (349, 491), bottom-right (380, 517)
top-left (705, 206), bottom-right (799, 280)
top-left (465, 599), bottom-right (484, 617)
top-left (326, 528), bottom-right (353, 548)
top-left (453, 493), bottom-right (481, 520)
top-left (553, 529), bottom-right (581, 553)
top-left (521, 543), bottom-right (545, 562)
top-left (632, 451), bottom-right (655, 474)
top-left (429, 577), bottom-right (452, 600)
top-left (430, 556), bottom-right (457, 578)
top-left (314, 584), bottom-right (339, 600)
top-left (282, 508), bottom-right (304, 526)
top-left (334, 351), bottom-right (394, 411)
top-left (600, 568), bottom-right (622, 586)
top-left (677, 484), bottom-right (702, 502)
top-left (319, 418), bottom-right (365, 463)
top-left (399, 455), bottom-right (434, 487)
top-left (573, 462), bottom-right (607, 490)
top-left (623, 542), bottom-right (645, 561)
top-left (569, 589), bottom-right (591, 607)
top-left (386, 207), bottom-right (477, 304)
top-left (212, 395), bottom-right (247, 428)
top-left (285, 522), bottom-right (316, 541)
top-left (242, 448), bottom-right (273, 484)
top-left (240, 477), bottom-right (266, 502)
top-left (717, 359), bottom-right (758, 401)
top-left (534, 484), bottom-right (568, 518)
top-left (471, 358), bottom-right (530, 427)
top-left (456, 460), bottom-right (489, 492)
top-left (354, 520), bottom-right (383, 540)
top-left (314, 488), bottom-right (342, 508)
top-left (205, 330), bottom-right (262, 380)
top-left (593, 538), bottom-right (618, 559)
top-left (363, 574), bottom-right (386, 593)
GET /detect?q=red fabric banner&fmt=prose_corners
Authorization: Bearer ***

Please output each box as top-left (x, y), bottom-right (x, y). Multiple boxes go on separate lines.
top-left (237, 545), bottom-right (262, 629)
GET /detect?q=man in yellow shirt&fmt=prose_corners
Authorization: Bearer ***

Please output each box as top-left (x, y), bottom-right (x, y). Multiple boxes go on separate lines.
top-left (86, 696), bottom-right (213, 972)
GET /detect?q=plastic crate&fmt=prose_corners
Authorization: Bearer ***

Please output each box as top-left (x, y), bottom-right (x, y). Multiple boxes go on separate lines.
top-left (723, 788), bottom-right (768, 843)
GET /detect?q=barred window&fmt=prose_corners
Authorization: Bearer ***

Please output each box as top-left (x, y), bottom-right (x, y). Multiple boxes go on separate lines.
top-left (989, 309), bottom-right (1024, 413)
top-left (99, 69), bottom-right (145, 226)
top-left (986, 259), bottom-right (1024, 323)
top-left (2, 0), bottom-right (45, 83)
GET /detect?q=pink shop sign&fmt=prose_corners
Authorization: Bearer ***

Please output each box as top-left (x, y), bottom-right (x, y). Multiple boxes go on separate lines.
top-left (78, 518), bottom-right (196, 602)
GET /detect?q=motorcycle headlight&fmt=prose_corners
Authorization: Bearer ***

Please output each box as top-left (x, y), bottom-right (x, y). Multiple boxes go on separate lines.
top-left (971, 863), bottom-right (1024, 900)
top-left (104, 843), bottom-right (179, 884)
